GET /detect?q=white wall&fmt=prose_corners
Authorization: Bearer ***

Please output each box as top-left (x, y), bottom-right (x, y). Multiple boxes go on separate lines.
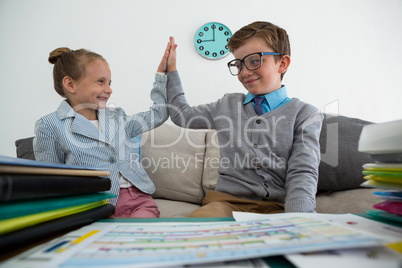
top-left (1, 0), bottom-right (401, 157)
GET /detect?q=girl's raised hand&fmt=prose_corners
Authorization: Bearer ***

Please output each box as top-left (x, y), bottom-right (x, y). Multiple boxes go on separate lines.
top-left (167, 37), bottom-right (177, 73)
top-left (157, 37), bottom-right (177, 73)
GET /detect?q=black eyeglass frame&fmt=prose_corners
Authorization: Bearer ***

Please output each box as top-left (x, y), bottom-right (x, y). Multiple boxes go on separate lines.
top-left (227, 52), bottom-right (281, 76)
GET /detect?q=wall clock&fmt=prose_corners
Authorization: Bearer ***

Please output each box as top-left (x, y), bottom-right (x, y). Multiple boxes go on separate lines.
top-left (194, 22), bottom-right (232, 60)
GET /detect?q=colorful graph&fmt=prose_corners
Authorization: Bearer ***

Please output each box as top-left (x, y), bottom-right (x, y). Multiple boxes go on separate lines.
top-left (60, 216), bottom-right (381, 267)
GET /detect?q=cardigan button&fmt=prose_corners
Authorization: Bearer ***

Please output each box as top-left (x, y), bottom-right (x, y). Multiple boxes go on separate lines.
top-left (109, 156), bottom-right (117, 164)
top-left (256, 119), bottom-right (261, 124)
top-left (253, 144), bottom-right (258, 149)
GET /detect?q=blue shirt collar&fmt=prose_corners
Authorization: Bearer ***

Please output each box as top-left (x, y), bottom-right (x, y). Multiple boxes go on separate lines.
top-left (243, 85), bottom-right (289, 110)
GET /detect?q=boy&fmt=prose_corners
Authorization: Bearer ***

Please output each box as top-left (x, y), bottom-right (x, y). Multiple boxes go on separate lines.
top-left (166, 21), bottom-right (322, 217)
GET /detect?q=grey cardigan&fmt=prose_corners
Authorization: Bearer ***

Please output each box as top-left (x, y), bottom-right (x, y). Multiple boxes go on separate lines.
top-left (167, 71), bottom-right (323, 213)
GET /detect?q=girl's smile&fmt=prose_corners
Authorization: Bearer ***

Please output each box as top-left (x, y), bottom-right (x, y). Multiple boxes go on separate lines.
top-left (66, 59), bottom-right (112, 120)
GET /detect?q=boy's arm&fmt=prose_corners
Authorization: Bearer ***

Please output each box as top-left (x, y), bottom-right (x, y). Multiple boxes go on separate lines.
top-left (166, 71), bottom-right (221, 129)
top-left (284, 109), bottom-right (323, 213)
top-left (165, 38), bottom-right (219, 129)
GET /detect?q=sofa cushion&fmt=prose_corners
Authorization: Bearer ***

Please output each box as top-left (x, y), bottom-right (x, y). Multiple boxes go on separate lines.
top-left (202, 130), bottom-right (220, 194)
top-left (318, 114), bottom-right (373, 191)
top-left (141, 124), bottom-right (207, 205)
top-left (154, 199), bottom-right (201, 218)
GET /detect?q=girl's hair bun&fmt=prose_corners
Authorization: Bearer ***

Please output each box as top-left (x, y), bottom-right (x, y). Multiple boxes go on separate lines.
top-left (48, 47), bottom-right (71, 64)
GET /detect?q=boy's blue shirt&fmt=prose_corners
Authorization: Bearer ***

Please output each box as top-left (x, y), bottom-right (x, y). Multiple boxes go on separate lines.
top-left (243, 85), bottom-right (291, 113)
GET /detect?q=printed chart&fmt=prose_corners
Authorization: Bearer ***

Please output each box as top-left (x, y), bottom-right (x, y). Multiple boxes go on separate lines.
top-left (59, 215), bottom-right (382, 267)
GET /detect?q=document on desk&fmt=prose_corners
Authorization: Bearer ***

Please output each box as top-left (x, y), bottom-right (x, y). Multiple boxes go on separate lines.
top-left (233, 212), bottom-right (402, 268)
top-left (2, 213), bottom-right (400, 268)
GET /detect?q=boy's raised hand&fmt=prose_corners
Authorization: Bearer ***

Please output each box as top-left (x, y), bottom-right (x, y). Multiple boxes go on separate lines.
top-left (157, 36), bottom-right (177, 73)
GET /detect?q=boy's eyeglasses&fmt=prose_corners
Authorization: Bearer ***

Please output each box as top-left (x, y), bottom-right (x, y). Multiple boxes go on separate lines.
top-left (227, 52), bottom-right (281, 76)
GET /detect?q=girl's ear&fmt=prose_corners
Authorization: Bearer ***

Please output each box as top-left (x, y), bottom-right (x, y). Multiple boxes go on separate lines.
top-left (278, 55), bottom-right (291, 74)
top-left (62, 76), bottom-right (76, 94)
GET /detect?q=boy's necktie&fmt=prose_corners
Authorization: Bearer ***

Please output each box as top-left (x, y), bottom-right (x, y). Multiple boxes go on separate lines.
top-left (253, 96), bottom-right (264, 116)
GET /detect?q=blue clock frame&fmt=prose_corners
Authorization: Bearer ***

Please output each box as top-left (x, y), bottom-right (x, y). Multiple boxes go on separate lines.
top-left (194, 22), bottom-right (232, 60)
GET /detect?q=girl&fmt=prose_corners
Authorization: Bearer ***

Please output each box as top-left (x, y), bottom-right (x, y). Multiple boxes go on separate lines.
top-left (34, 39), bottom-right (177, 218)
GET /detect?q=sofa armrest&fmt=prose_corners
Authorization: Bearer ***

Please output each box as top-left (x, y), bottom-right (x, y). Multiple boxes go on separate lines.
top-left (15, 137), bottom-right (35, 160)
top-left (316, 188), bottom-right (381, 214)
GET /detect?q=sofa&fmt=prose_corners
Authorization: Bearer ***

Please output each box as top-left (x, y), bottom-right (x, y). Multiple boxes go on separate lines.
top-left (15, 114), bottom-right (381, 218)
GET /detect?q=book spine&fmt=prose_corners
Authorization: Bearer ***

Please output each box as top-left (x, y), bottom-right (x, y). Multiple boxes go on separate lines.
top-left (0, 204), bottom-right (115, 254)
top-left (0, 174), bottom-right (111, 201)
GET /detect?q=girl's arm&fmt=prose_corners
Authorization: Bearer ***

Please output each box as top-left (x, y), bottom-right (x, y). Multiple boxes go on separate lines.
top-left (33, 118), bottom-right (65, 164)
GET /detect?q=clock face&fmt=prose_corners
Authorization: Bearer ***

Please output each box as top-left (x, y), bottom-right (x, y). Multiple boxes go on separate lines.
top-left (194, 22), bottom-right (232, 60)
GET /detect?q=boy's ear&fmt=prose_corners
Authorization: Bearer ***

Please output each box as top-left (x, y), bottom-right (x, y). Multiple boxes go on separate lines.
top-left (278, 55), bottom-right (291, 74)
top-left (62, 76), bottom-right (76, 94)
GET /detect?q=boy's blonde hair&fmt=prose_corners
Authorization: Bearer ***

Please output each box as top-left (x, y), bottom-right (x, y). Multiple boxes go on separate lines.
top-left (48, 48), bottom-right (107, 97)
top-left (228, 21), bottom-right (291, 79)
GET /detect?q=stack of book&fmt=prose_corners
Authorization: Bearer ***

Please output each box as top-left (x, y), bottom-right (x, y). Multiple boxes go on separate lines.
top-left (361, 163), bottom-right (402, 223)
top-left (0, 155), bottom-right (115, 253)
top-left (358, 119), bottom-right (402, 224)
